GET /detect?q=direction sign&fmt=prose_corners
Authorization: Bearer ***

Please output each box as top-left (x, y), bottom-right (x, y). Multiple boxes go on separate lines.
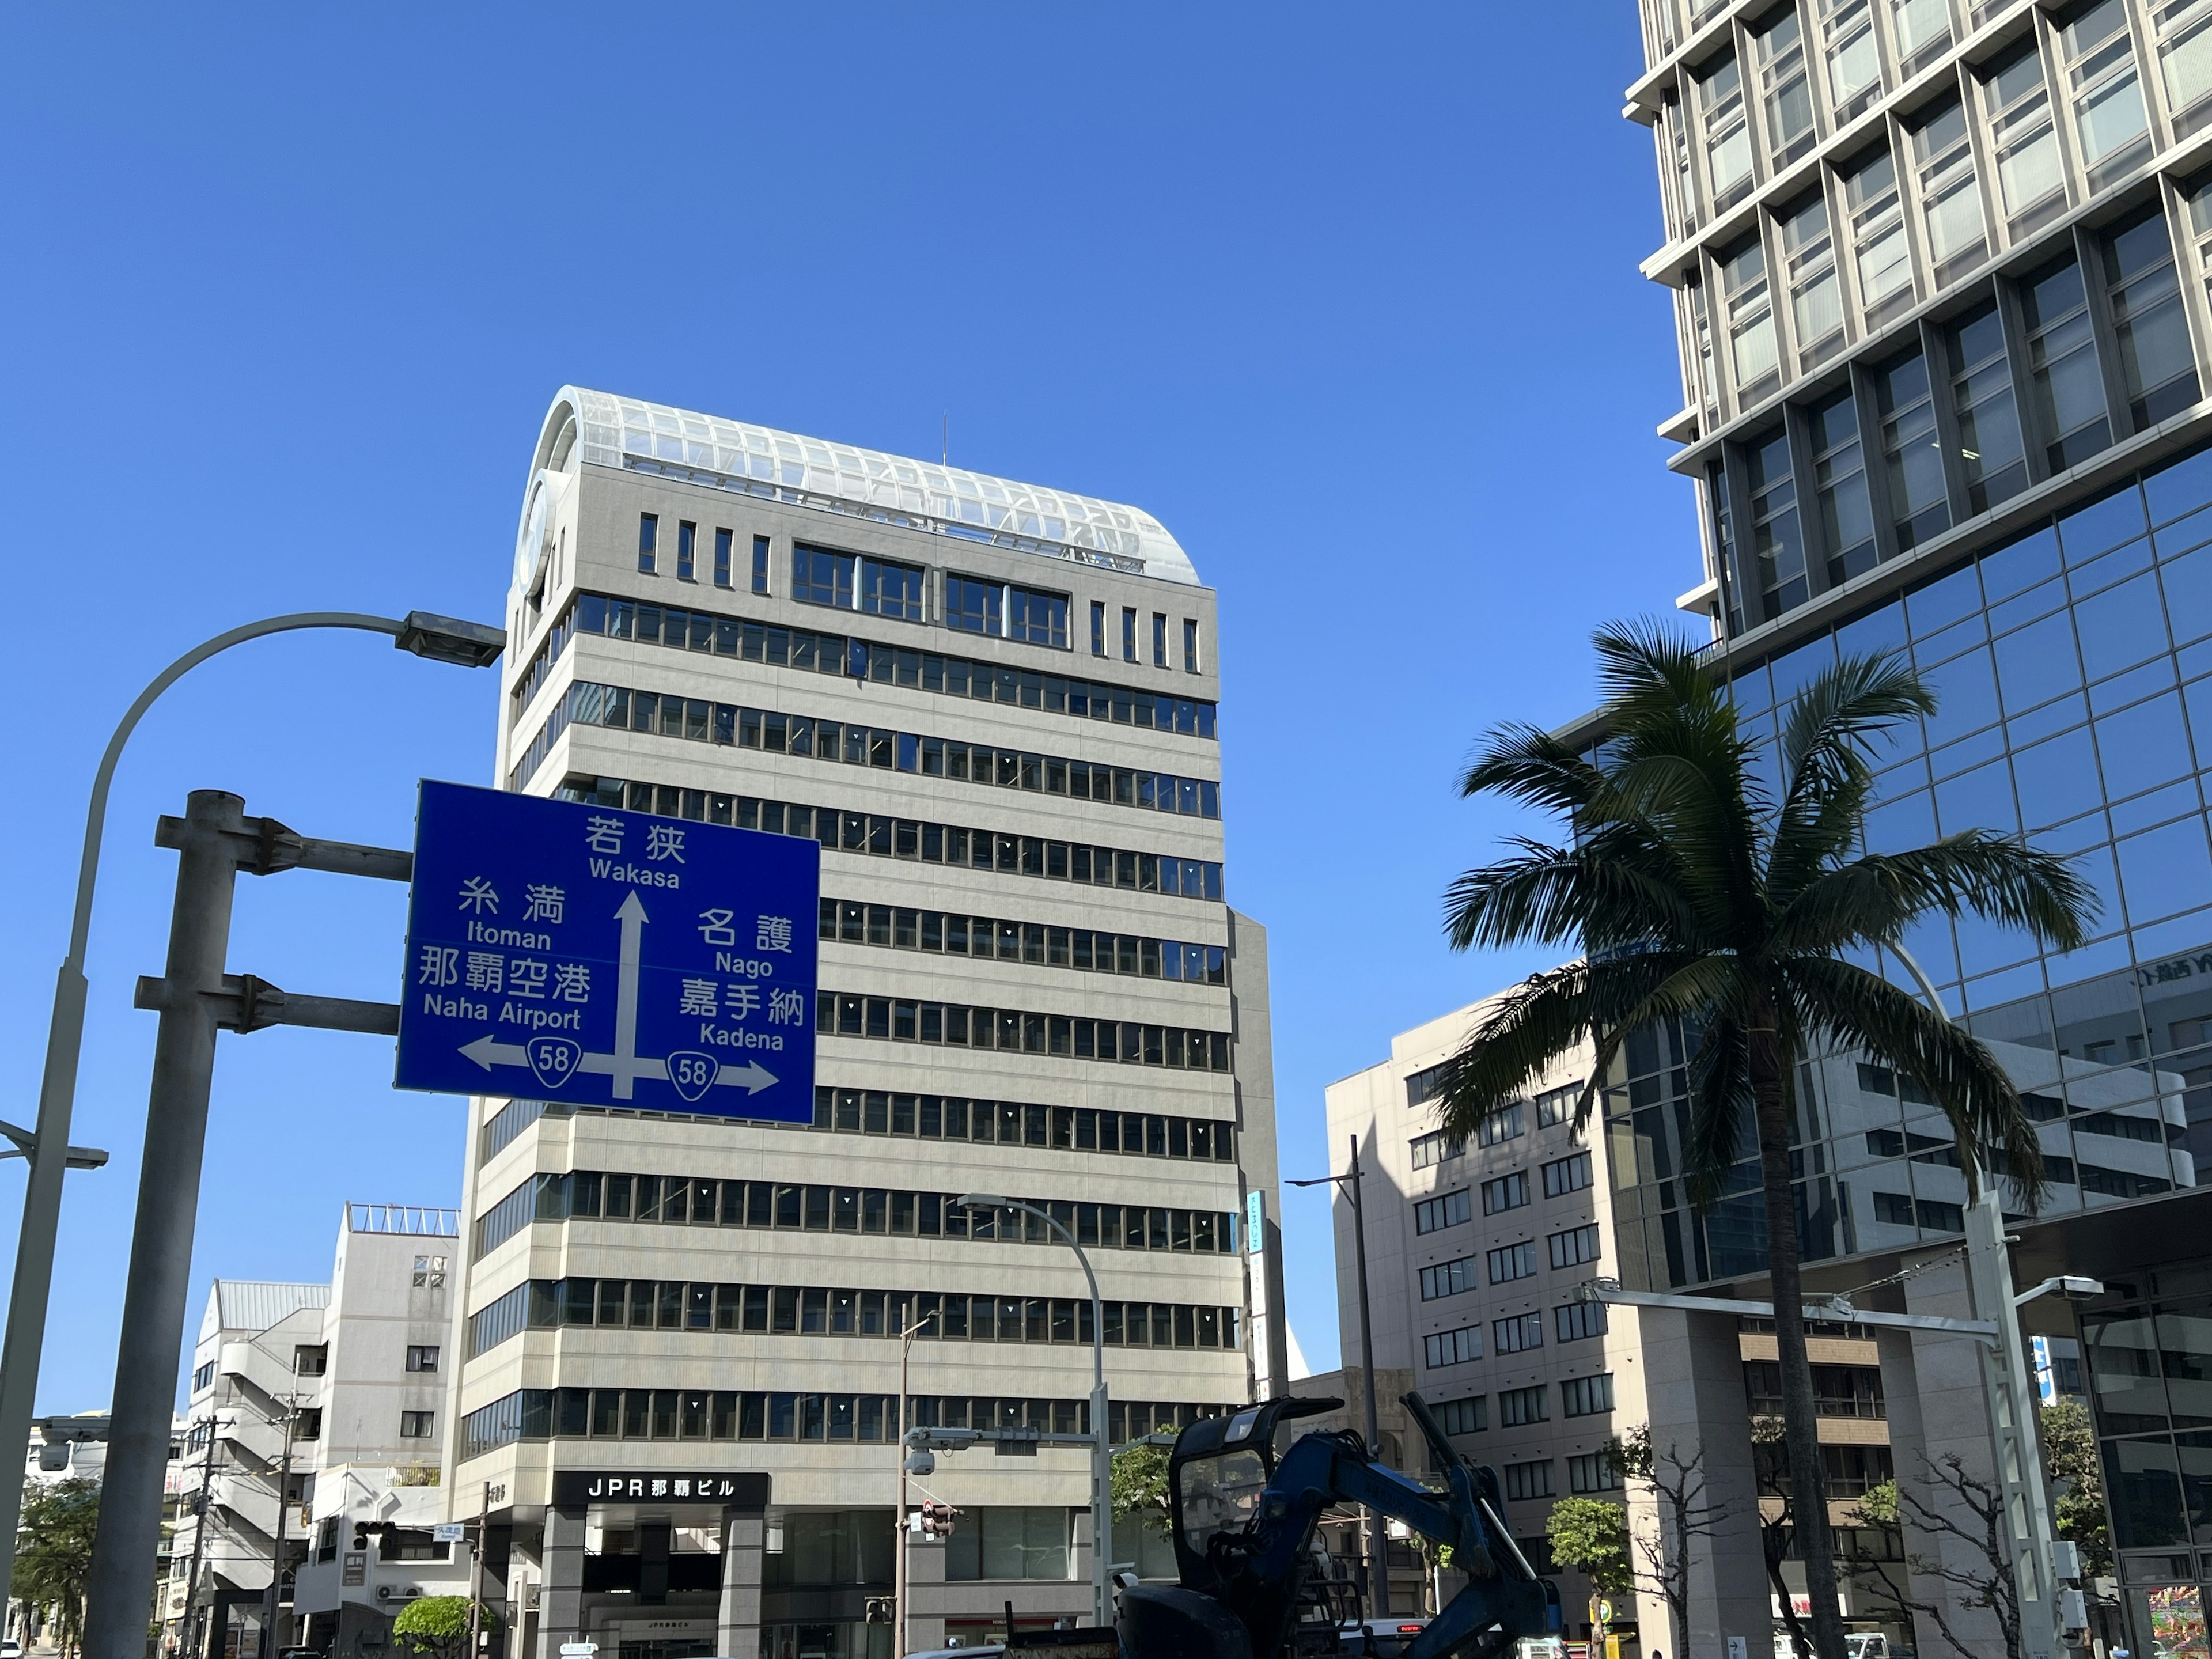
top-left (394, 781), bottom-right (819, 1122)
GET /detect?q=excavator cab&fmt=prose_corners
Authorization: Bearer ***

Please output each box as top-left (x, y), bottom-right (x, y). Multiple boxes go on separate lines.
top-left (1167, 1395), bottom-right (1342, 1593)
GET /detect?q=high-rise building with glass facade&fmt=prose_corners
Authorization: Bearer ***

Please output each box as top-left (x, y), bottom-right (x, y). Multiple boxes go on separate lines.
top-left (443, 388), bottom-right (1283, 1658)
top-left (1604, 1), bottom-right (2212, 1650)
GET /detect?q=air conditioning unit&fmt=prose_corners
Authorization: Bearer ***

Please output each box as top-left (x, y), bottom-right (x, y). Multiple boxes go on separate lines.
top-left (374, 1583), bottom-right (426, 1602)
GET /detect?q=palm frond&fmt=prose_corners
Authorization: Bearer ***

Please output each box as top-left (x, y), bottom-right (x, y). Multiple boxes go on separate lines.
top-left (1681, 1015), bottom-right (1753, 1210)
top-left (1592, 619), bottom-right (1725, 729)
top-left (1782, 955), bottom-right (2046, 1205)
top-left (1768, 654), bottom-right (1930, 904)
top-left (1457, 721), bottom-right (1608, 819)
top-left (1775, 834), bottom-right (2098, 959)
top-left (1443, 830), bottom-right (1709, 955)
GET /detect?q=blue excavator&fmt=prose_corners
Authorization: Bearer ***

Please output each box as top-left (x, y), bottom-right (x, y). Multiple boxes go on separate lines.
top-left (1115, 1391), bottom-right (1563, 1658)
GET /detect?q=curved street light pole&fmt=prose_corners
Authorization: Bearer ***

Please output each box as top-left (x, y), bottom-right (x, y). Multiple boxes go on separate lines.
top-left (0, 609), bottom-right (502, 1616)
top-left (959, 1193), bottom-right (1111, 1631)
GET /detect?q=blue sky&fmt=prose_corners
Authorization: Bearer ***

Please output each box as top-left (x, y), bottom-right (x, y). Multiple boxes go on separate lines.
top-left (0, 3), bottom-right (1688, 1407)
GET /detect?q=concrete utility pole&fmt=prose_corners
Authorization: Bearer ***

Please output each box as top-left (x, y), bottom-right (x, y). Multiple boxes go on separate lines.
top-left (1290, 1138), bottom-right (1387, 1617)
top-left (260, 1404), bottom-right (300, 1654)
top-left (466, 1479), bottom-right (491, 1659)
top-left (0, 609), bottom-right (501, 1619)
top-left (180, 1416), bottom-right (227, 1659)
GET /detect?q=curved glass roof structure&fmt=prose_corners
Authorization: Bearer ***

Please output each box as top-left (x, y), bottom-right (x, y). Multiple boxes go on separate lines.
top-left (522, 387), bottom-right (1198, 589)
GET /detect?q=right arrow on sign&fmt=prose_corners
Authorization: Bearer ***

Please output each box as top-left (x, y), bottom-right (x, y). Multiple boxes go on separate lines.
top-left (717, 1059), bottom-right (779, 1094)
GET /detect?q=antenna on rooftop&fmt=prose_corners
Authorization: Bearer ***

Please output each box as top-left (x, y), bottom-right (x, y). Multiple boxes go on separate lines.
top-left (942, 414), bottom-right (948, 467)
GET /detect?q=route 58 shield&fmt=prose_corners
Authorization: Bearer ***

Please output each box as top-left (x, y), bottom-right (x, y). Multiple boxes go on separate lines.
top-left (393, 780), bottom-right (819, 1122)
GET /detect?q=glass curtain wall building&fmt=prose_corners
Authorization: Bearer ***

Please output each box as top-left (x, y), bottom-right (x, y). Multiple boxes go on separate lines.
top-left (1619, 0), bottom-right (2212, 1643)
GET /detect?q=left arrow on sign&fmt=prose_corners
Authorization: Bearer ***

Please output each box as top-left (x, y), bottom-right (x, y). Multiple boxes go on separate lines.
top-left (459, 1035), bottom-right (528, 1069)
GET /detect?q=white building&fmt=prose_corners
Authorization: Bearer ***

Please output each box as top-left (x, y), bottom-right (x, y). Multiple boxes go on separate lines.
top-left (448, 388), bottom-right (1283, 1657)
top-left (162, 1203), bottom-right (459, 1656)
top-left (1323, 999), bottom-right (1647, 1631)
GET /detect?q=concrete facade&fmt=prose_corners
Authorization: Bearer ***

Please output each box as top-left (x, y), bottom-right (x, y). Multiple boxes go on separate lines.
top-left (447, 389), bottom-right (1281, 1658)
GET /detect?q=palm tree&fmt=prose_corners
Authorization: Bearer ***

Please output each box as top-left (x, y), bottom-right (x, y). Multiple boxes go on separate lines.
top-left (1433, 622), bottom-right (2094, 1659)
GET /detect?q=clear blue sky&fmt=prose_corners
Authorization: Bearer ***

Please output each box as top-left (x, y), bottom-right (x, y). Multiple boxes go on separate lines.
top-left (0, 3), bottom-right (1688, 1408)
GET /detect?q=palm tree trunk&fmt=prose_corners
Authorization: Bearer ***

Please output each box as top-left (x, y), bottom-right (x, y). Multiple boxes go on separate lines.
top-left (1750, 1014), bottom-right (1849, 1659)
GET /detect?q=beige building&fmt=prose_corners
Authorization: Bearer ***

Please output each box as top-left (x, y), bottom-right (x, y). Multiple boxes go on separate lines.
top-left (450, 388), bottom-right (1283, 1658)
top-left (1323, 999), bottom-right (1645, 1635)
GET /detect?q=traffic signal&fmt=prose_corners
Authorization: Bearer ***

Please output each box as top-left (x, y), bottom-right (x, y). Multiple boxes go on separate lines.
top-left (919, 1501), bottom-right (956, 1539)
top-left (353, 1522), bottom-right (369, 1550)
top-left (865, 1598), bottom-right (893, 1626)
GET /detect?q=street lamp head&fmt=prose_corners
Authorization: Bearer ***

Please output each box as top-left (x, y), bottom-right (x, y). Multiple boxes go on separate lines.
top-left (395, 611), bottom-right (506, 668)
top-left (957, 1192), bottom-right (1007, 1210)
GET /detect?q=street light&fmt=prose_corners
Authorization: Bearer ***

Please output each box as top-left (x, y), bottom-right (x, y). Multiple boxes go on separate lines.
top-left (1891, 944), bottom-right (2067, 1659)
top-left (1289, 1135), bottom-right (1389, 1617)
top-left (957, 1192), bottom-right (1112, 1631)
top-left (895, 1307), bottom-right (940, 1657)
top-left (0, 609), bottom-right (503, 1616)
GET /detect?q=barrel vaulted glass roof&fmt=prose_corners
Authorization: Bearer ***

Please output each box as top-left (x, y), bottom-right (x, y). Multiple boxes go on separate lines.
top-left (525, 387), bottom-right (1198, 588)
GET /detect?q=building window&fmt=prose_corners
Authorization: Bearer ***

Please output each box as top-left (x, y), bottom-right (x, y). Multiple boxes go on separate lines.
top-left (2063, 0), bottom-right (2152, 193)
top-left (713, 528), bottom-right (733, 588)
top-left (1494, 1312), bottom-right (1543, 1354)
top-left (1090, 601), bottom-right (1106, 657)
top-left (1556, 1300), bottom-right (1608, 1342)
top-left (1910, 97), bottom-right (1986, 286)
top-left (790, 548), bottom-right (924, 621)
top-left (293, 1344), bottom-right (328, 1377)
top-left (1823, 0), bottom-right (1883, 123)
top-left (406, 1345), bottom-right (440, 1373)
top-left (1747, 428), bottom-right (1806, 620)
top-left (1873, 1190), bottom-right (1916, 1225)
top-left (1983, 41), bottom-right (2064, 238)
top-left (1561, 1374), bottom-right (1615, 1417)
top-left (1488, 1241), bottom-right (1537, 1284)
top-left (1808, 389), bottom-right (1874, 585)
top-left (1406, 1062), bottom-right (1455, 1108)
top-left (751, 536), bottom-right (770, 595)
top-left (1499, 1388), bottom-right (1549, 1429)
top-left (192, 1361), bottom-right (215, 1393)
top-left (1533, 1084), bottom-right (1578, 1128)
top-left (1436, 1396), bottom-right (1487, 1435)
top-left (1424, 1325), bottom-right (1483, 1368)
top-left (294, 1408), bottom-right (323, 1441)
top-left (1945, 304), bottom-right (2027, 514)
top-left (1479, 1104), bottom-right (1525, 1147)
top-left (1891, 0), bottom-right (1953, 78)
top-left (1421, 1257), bottom-right (1479, 1301)
top-left (1570, 1450), bottom-right (1623, 1493)
top-left (638, 513), bottom-right (659, 575)
top-left (399, 1410), bottom-right (434, 1439)
top-left (1414, 1190), bottom-right (1472, 1234)
top-left (1151, 613), bottom-right (1168, 666)
top-left (2103, 208), bottom-right (2199, 430)
top-left (861, 556), bottom-right (925, 621)
top-left (412, 1255), bottom-right (446, 1289)
top-left (793, 546), bottom-right (853, 609)
top-left (1542, 1152), bottom-right (1593, 1198)
top-left (1009, 586), bottom-right (1070, 648)
top-left (1755, 7), bottom-right (1816, 167)
top-left (1121, 607), bottom-right (1137, 662)
top-left (1698, 54), bottom-right (1753, 211)
top-left (1844, 145), bottom-right (1914, 329)
top-left (1181, 619), bottom-right (1199, 672)
top-left (2159, 0), bottom-right (2212, 138)
top-left (2020, 260), bottom-right (2111, 470)
top-left (1410, 1130), bottom-right (1465, 1170)
top-left (1548, 1224), bottom-right (1602, 1270)
top-left (1876, 352), bottom-right (1949, 552)
top-left (1721, 234), bottom-right (1779, 404)
top-left (1780, 192), bottom-right (1843, 372)
top-left (1482, 1172), bottom-right (1529, 1215)
top-left (945, 575), bottom-right (1003, 637)
top-left (676, 521), bottom-right (696, 581)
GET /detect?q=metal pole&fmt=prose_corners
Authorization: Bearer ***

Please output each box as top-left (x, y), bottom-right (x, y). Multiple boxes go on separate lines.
top-left (467, 1478), bottom-right (490, 1659)
top-left (0, 613), bottom-right (409, 1617)
top-left (260, 1407), bottom-right (297, 1654)
top-left (180, 1418), bottom-right (225, 1659)
top-left (82, 790), bottom-right (249, 1658)
top-left (896, 1317), bottom-right (915, 1658)
top-left (1349, 1135), bottom-right (1387, 1618)
top-left (1893, 945), bottom-right (2063, 1659)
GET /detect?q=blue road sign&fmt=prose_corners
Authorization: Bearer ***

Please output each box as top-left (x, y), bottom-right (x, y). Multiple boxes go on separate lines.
top-left (395, 781), bottom-right (819, 1122)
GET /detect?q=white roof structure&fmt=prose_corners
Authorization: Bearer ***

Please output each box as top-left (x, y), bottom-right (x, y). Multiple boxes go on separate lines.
top-left (521, 386), bottom-right (1199, 589)
top-left (201, 1279), bottom-right (329, 1340)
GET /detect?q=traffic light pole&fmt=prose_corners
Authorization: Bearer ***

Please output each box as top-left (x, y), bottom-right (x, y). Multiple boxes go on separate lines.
top-left (894, 1310), bottom-right (938, 1658)
top-left (81, 792), bottom-right (418, 1659)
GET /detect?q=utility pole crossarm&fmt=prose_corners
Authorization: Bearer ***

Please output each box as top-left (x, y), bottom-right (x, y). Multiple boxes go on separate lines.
top-left (132, 974), bottom-right (402, 1037)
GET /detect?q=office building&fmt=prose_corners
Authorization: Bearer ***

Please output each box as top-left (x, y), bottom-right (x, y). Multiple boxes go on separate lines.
top-left (164, 1203), bottom-right (459, 1656)
top-left (1324, 1004), bottom-right (1649, 1628)
top-left (1608, 0), bottom-right (2212, 1650)
top-left (449, 388), bottom-right (1282, 1657)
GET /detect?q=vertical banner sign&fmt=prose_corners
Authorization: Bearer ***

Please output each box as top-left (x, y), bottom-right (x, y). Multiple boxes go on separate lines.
top-left (393, 781), bottom-right (819, 1122)
top-left (1245, 1190), bottom-right (1264, 1256)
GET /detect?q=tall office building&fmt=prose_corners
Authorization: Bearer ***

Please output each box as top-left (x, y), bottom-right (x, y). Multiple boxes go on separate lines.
top-left (447, 388), bottom-right (1282, 1657)
top-left (1609, 0), bottom-right (2212, 1649)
